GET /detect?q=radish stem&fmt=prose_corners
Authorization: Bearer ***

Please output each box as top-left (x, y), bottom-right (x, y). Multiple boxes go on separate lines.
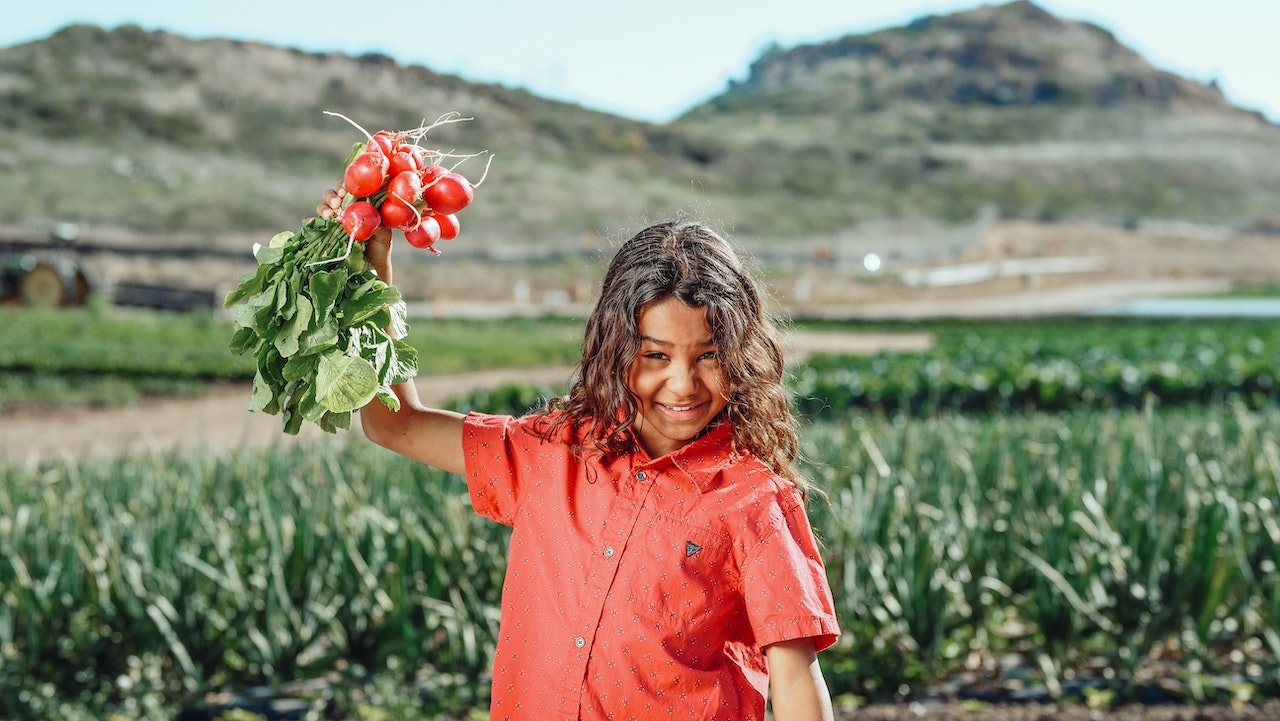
top-left (324, 110), bottom-right (373, 141)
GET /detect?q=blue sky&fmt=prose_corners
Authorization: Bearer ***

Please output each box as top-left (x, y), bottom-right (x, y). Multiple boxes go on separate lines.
top-left (6, 1), bottom-right (1277, 124)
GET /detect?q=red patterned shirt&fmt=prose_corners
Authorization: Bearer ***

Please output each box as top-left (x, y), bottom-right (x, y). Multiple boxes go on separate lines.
top-left (463, 411), bottom-right (839, 721)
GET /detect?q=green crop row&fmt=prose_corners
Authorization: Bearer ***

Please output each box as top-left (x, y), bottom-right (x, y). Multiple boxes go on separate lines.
top-left (792, 317), bottom-right (1279, 417)
top-left (3, 403), bottom-right (1278, 719)
top-left (0, 442), bottom-right (506, 720)
top-left (807, 402), bottom-right (1280, 704)
top-left (0, 306), bottom-right (583, 408)
top-left (5, 308), bottom-right (1274, 419)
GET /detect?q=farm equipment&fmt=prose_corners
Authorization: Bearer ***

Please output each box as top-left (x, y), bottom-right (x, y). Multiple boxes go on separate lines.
top-left (1, 223), bottom-right (242, 311)
top-left (1, 251), bottom-right (93, 308)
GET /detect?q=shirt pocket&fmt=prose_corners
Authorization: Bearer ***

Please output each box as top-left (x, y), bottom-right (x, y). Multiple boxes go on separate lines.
top-left (624, 513), bottom-right (741, 633)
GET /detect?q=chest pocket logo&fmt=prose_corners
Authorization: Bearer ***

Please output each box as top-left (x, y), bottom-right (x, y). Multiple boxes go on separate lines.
top-left (622, 513), bottom-right (739, 630)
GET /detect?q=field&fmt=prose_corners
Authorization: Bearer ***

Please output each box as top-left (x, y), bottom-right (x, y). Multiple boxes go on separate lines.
top-left (1, 305), bottom-right (1278, 721)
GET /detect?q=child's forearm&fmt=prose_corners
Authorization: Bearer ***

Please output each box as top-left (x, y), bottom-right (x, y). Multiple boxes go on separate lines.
top-left (771, 678), bottom-right (834, 721)
top-left (766, 639), bottom-right (834, 721)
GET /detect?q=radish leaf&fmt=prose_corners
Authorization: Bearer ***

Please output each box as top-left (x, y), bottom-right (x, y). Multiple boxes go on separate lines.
top-left (315, 351), bottom-right (379, 413)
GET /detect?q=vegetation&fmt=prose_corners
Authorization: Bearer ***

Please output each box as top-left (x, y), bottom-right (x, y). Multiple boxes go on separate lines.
top-left (3, 5), bottom-right (1280, 250)
top-left (0, 304), bottom-right (582, 409)
top-left (6, 3), bottom-right (1280, 715)
top-left (0, 442), bottom-right (503, 720)
top-left (809, 403), bottom-right (1280, 705)
top-left (2, 406), bottom-right (1277, 719)
top-left (2, 310), bottom-right (1278, 719)
top-left (792, 317), bottom-right (1280, 417)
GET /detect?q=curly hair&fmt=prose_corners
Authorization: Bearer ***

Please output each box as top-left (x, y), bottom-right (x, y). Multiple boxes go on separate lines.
top-left (541, 221), bottom-right (808, 494)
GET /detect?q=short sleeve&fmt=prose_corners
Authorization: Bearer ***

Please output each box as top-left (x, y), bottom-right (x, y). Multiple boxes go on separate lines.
top-left (741, 497), bottom-right (840, 653)
top-left (462, 412), bottom-right (522, 525)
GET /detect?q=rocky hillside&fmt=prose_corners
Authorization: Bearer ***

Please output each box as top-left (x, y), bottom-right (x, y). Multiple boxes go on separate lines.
top-left (1, 0), bottom-right (1278, 258)
top-left (720, 0), bottom-right (1238, 114)
top-left (673, 1), bottom-right (1280, 236)
top-left (0, 23), bottom-right (727, 248)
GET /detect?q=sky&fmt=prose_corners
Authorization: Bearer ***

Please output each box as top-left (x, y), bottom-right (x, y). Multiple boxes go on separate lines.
top-left (5, 1), bottom-right (1278, 124)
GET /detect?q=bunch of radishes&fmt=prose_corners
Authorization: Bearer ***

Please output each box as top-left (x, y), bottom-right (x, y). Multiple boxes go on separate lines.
top-left (224, 112), bottom-right (490, 435)
top-left (335, 112), bottom-right (486, 254)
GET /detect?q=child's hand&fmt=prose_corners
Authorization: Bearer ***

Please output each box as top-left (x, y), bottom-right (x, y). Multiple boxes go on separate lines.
top-left (317, 186), bottom-right (394, 282)
top-left (315, 186), bottom-right (346, 221)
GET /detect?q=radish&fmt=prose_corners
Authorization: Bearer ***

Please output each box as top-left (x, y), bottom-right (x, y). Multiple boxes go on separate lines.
top-left (419, 164), bottom-right (446, 185)
top-left (424, 172), bottom-right (474, 215)
top-left (404, 215), bottom-right (442, 251)
top-left (343, 153), bottom-right (388, 198)
top-left (387, 170), bottom-right (423, 205)
top-left (224, 111), bottom-right (490, 437)
top-left (340, 201), bottom-right (381, 241)
top-left (432, 212), bottom-right (460, 240)
top-left (324, 111), bottom-right (488, 253)
top-left (388, 146), bottom-right (425, 176)
top-left (367, 130), bottom-right (402, 157)
top-left (380, 198), bottom-right (418, 230)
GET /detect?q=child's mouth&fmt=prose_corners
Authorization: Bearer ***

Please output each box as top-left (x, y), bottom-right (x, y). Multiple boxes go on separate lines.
top-left (659, 401), bottom-right (704, 418)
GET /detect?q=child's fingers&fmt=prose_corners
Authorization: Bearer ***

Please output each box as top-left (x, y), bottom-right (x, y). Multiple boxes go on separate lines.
top-left (316, 187), bottom-right (346, 218)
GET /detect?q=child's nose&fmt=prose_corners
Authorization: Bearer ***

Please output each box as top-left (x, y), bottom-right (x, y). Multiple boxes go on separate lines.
top-left (667, 363), bottom-right (699, 393)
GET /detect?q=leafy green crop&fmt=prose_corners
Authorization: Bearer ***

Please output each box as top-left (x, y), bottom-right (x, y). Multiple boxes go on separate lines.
top-left (224, 218), bottom-right (417, 434)
top-left (791, 318), bottom-right (1280, 417)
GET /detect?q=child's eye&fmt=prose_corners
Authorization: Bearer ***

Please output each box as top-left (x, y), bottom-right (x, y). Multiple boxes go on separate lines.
top-left (643, 352), bottom-right (667, 361)
top-left (699, 351), bottom-right (719, 362)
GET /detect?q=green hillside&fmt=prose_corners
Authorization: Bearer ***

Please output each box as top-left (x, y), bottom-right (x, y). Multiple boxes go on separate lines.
top-left (1, 0), bottom-right (1277, 252)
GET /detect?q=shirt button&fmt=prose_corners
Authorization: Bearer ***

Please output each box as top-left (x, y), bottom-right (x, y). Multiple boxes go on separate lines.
top-left (604, 546), bottom-right (615, 558)
top-left (574, 637), bottom-right (586, 648)
top-left (636, 471), bottom-right (646, 481)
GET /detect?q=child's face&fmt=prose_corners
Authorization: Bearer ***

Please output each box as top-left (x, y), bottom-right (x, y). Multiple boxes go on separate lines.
top-left (626, 296), bottom-right (729, 458)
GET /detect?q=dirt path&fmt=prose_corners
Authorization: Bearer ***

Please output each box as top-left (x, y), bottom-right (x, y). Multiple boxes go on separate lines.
top-left (0, 330), bottom-right (934, 465)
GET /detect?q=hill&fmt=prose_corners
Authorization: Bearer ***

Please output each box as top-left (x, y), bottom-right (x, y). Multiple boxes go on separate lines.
top-left (1, 1), bottom-right (1277, 308)
top-left (0, 22), bottom-right (725, 246)
top-left (674, 1), bottom-right (1280, 232)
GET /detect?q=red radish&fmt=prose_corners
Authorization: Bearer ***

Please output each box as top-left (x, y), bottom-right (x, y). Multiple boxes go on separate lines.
top-left (388, 146), bottom-right (425, 176)
top-left (404, 216), bottom-right (442, 251)
top-left (343, 154), bottom-right (388, 198)
top-left (368, 130), bottom-right (401, 157)
top-left (364, 149), bottom-right (390, 170)
top-left (387, 170), bottom-right (423, 205)
top-left (340, 201), bottom-right (381, 241)
top-left (432, 211), bottom-right (460, 240)
top-left (419, 164), bottom-right (446, 185)
top-left (379, 198), bottom-right (418, 229)
top-left (423, 172), bottom-right (474, 215)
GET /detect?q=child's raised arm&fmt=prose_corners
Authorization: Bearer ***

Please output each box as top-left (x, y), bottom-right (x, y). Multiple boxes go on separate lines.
top-left (316, 188), bottom-right (468, 476)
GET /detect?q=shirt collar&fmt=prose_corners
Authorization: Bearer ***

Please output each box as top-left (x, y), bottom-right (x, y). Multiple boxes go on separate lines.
top-left (632, 418), bottom-right (738, 492)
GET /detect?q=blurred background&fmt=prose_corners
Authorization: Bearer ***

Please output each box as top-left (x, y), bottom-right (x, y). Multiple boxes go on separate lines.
top-left (1, 2), bottom-right (1278, 720)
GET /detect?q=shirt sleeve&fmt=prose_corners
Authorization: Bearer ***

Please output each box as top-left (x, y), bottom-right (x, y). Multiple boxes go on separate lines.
top-left (462, 411), bottom-right (522, 526)
top-left (741, 494), bottom-right (841, 653)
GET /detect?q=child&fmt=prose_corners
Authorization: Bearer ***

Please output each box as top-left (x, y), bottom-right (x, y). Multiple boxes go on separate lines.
top-left (318, 191), bottom-right (840, 721)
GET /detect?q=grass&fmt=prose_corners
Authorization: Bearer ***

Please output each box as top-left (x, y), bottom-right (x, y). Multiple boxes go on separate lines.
top-left (0, 303), bottom-right (584, 408)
